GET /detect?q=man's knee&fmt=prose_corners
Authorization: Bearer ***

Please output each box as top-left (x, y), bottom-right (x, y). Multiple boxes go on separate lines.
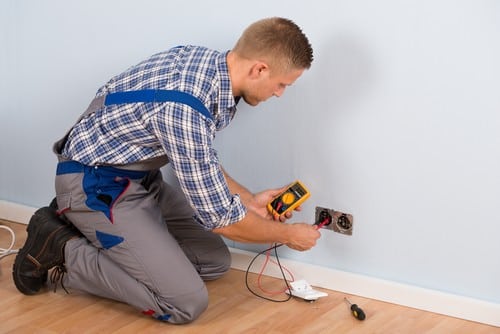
top-left (157, 285), bottom-right (209, 324)
top-left (200, 245), bottom-right (231, 281)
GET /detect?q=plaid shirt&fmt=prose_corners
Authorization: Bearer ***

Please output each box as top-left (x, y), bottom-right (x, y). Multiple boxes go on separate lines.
top-left (62, 45), bottom-right (246, 229)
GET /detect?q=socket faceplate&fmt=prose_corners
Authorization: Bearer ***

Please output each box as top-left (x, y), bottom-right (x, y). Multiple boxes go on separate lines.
top-left (315, 206), bottom-right (354, 235)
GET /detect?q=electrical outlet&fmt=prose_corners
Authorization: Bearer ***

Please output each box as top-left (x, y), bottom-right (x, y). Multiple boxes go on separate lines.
top-left (315, 206), bottom-right (354, 235)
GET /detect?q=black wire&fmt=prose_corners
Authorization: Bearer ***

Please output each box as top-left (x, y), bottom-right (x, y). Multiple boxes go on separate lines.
top-left (245, 243), bottom-right (293, 303)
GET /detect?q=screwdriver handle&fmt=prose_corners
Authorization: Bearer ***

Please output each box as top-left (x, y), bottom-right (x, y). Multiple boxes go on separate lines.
top-left (350, 304), bottom-right (366, 320)
top-left (344, 297), bottom-right (366, 321)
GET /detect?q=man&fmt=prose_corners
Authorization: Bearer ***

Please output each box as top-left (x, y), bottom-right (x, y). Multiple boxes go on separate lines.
top-left (13, 17), bottom-right (320, 324)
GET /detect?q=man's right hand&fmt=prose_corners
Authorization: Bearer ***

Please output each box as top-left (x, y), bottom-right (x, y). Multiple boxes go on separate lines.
top-left (283, 223), bottom-right (321, 251)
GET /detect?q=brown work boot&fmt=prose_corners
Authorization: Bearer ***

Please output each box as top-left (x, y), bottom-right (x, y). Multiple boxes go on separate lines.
top-left (12, 206), bottom-right (81, 295)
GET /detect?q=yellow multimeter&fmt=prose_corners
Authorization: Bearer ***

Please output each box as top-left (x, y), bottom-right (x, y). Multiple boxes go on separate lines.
top-left (267, 180), bottom-right (311, 217)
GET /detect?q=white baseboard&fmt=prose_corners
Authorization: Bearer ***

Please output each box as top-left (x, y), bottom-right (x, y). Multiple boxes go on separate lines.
top-left (1, 200), bottom-right (498, 327)
top-left (0, 200), bottom-right (36, 225)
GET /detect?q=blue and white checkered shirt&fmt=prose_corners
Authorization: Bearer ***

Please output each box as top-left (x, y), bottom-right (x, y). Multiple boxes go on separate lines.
top-left (62, 45), bottom-right (247, 229)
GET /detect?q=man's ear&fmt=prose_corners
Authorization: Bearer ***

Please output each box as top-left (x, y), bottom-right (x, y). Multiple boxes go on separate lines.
top-left (249, 61), bottom-right (269, 79)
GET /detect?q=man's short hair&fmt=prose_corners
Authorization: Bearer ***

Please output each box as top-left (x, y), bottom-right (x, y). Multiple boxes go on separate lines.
top-left (233, 17), bottom-right (314, 73)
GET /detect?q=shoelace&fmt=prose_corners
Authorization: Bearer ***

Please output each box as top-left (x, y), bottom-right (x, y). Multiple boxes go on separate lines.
top-left (50, 265), bottom-right (69, 294)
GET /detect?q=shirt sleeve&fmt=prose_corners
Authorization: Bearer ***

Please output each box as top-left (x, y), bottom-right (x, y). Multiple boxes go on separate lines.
top-left (149, 102), bottom-right (247, 230)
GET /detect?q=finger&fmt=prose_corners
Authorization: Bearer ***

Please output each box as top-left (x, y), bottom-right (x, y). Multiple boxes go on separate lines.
top-left (270, 185), bottom-right (289, 198)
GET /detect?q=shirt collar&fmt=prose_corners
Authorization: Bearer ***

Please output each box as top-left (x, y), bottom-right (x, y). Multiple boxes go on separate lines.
top-left (214, 51), bottom-right (237, 130)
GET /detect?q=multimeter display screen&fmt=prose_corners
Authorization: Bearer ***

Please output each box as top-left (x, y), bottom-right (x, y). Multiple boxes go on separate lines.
top-left (270, 183), bottom-right (308, 214)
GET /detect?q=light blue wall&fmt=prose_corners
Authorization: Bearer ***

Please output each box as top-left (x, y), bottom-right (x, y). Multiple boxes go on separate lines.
top-left (1, 0), bottom-right (499, 304)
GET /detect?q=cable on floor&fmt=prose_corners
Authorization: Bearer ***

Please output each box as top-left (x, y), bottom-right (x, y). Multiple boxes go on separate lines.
top-left (245, 243), bottom-right (293, 303)
top-left (0, 225), bottom-right (19, 260)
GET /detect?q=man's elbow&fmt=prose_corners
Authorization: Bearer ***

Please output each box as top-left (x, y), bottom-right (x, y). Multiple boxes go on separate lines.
top-left (212, 224), bottom-right (231, 236)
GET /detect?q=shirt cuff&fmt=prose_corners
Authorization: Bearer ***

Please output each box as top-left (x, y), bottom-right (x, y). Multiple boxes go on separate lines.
top-left (196, 194), bottom-right (247, 230)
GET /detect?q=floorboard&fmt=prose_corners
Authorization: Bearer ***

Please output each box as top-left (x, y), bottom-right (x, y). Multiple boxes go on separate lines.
top-left (1, 220), bottom-right (499, 333)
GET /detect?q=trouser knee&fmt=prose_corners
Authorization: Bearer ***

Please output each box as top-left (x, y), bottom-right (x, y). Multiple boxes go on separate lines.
top-left (199, 245), bottom-right (231, 281)
top-left (157, 285), bottom-right (209, 324)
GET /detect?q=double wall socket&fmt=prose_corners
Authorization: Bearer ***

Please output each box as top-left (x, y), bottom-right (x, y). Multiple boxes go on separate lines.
top-left (315, 206), bottom-right (354, 236)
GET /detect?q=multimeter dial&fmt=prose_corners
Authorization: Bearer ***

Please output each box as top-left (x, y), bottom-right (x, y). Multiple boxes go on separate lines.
top-left (281, 192), bottom-right (296, 205)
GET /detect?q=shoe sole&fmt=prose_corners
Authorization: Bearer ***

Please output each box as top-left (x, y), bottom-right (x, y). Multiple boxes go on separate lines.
top-left (12, 208), bottom-right (56, 295)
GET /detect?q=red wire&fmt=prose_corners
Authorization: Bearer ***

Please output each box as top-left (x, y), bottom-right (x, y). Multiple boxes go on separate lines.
top-left (254, 216), bottom-right (330, 295)
top-left (256, 244), bottom-right (295, 295)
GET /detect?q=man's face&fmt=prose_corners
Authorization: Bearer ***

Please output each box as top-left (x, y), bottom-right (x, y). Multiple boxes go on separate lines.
top-left (241, 66), bottom-right (304, 106)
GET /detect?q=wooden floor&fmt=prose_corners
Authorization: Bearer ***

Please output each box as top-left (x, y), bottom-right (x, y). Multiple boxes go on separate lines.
top-left (1, 220), bottom-right (499, 334)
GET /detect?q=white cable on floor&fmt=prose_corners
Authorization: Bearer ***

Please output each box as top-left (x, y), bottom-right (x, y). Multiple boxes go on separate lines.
top-left (0, 225), bottom-right (19, 260)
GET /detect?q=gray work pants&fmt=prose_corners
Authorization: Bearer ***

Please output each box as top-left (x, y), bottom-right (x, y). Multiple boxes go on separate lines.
top-left (54, 161), bottom-right (231, 324)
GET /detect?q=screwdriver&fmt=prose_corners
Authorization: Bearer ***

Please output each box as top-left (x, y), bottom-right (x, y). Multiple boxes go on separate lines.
top-left (344, 297), bottom-right (366, 321)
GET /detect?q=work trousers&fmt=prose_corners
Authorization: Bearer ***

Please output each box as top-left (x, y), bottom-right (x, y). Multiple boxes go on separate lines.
top-left (54, 160), bottom-right (231, 324)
